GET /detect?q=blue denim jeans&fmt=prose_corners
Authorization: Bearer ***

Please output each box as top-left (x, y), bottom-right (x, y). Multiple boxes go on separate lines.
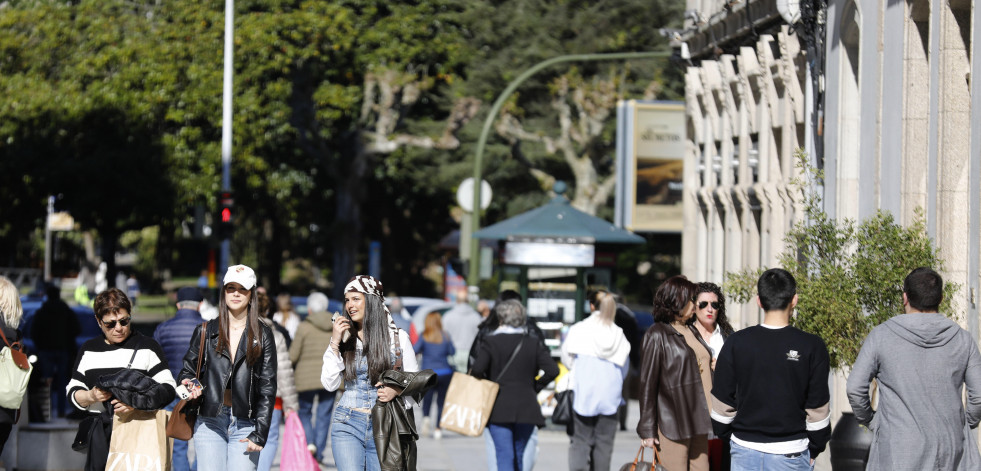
top-left (730, 441), bottom-right (814, 471)
top-left (485, 426), bottom-right (538, 471)
top-left (298, 389), bottom-right (336, 461)
top-left (165, 398), bottom-right (196, 471)
top-left (331, 406), bottom-right (379, 471)
top-left (487, 423), bottom-right (536, 471)
top-left (256, 408), bottom-right (282, 471)
top-left (194, 405), bottom-right (260, 471)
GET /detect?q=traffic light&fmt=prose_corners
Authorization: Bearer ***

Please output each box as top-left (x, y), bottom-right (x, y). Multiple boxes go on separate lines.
top-left (218, 191), bottom-right (234, 239)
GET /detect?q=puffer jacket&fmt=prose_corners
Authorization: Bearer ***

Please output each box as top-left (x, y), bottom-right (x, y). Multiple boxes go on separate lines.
top-left (96, 369), bottom-right (176, 411)
top-left (262, 318), bottom-right (298, 411)
top-left (289, 310), bottom-right (333, 392)
top-left (636, 322), bottom-right (712, 442)
top-left (371, 369), bottom-right (437, 471)
top-left (178, 320), bottom-right (277, 447)
top-left (153, 308), bottom-right (204, 379)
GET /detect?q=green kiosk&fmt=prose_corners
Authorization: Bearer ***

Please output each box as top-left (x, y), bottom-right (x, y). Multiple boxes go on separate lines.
top-left (472, 183), bottom-right (645, 356)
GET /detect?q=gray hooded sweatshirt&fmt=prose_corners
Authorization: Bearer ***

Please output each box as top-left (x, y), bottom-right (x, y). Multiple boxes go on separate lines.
top-left (846, 313), bottom-right (981, 470)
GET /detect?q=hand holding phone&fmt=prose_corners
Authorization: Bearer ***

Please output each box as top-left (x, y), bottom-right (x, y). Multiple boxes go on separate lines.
top-left (332, 311), bottom-right (352, 343)
top-left (177, 378), bottom-right (204, 400)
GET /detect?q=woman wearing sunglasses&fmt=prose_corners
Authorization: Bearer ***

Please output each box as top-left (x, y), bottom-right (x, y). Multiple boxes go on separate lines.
top-left (637, 275), bottom-right (712, 471)
top-left (178, 264), bottom-right (277, 471)
top-left (687, 282), bottom-right (734, 471)
top-left (688, 282), bottom-right (734, 368)
top-left (68, 287), bottom-right (177, 471)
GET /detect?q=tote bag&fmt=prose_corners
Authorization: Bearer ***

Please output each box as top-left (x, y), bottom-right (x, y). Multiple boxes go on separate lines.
top-left (0, 327), bottom-right (31, 409)
top-left (106, 409), bottom-right (172, 471)
top-left (280, 412), bottom-right (320, 471)
top-left (438, 372), bottom-right (500, 437)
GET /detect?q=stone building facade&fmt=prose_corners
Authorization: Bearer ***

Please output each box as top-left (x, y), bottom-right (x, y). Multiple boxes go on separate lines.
top-left (679, 0), bottom-right (981, 456)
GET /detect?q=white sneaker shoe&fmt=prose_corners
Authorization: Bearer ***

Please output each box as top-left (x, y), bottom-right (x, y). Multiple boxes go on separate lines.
top-left (308, 444), bottom-right (317, 455)
top-left (433, 429), bottom-right (442, 440)
top-left (421, 417), bottom-right (432, 435)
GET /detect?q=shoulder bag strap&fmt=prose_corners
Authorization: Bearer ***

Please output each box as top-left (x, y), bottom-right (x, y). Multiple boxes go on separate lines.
top-left (0, 324), bottom-right (13, 349)
top-left (125, 345), bottom-right (139, 369)
top-left (195, 322), bottom-right (206, 377)
top-left (493, 336), bottom-right (525, 382)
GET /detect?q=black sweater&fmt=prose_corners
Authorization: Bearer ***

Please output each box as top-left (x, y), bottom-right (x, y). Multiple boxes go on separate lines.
top-left (710, 325), bottom-right (831, 458)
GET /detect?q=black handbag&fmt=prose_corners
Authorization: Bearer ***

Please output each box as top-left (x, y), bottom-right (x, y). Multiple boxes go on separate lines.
top-left (551, 390), bottom-right (574, 426)
top-left (71, 415), bottom-right (98, 452)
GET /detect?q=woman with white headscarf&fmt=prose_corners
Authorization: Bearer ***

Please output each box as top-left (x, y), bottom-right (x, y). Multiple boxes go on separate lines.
top-left (560, 294), bottom-right (631, 471)
top-left (321, 275), bottom-right (417, 471)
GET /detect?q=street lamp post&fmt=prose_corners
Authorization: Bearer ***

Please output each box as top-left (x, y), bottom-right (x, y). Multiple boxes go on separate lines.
top-left (466, 50), bottom-right (672, 288)
top-left (219, 0), bottom-right (234, 276)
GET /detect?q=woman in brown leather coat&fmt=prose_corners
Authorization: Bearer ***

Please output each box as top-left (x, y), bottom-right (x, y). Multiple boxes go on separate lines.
top-left (636, 275), bottom-right (713, 471)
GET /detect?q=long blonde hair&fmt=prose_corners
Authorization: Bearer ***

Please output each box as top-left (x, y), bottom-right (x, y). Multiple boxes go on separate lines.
top-left (598, 295), bottom-right (616, 326)
top-left (0, 276), bottom-right (23, 328)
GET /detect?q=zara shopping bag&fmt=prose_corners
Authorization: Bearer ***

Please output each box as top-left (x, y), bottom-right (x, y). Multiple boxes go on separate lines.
top-left (106, 409), bottom-right (172, 471)
top-left (438, 372), bottom-right (500, 437)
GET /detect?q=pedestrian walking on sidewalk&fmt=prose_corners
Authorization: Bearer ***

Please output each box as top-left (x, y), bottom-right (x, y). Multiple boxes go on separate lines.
top-left (472, 299), bottom-right (559, 471)
top-left (290, 292), bottom-right (337, 463)
top-left (153, 287), bottom-right (205, 471)
top-left (413, 311), bottom-right (455, 439)
top-left (256, 290), bottom-right (299, 471)
top-left (637, 275), bottom-right (712, 471)
top-left (846, 267), bottom-right (981, 470)
top-left (711, 268), bottom-right (831, 470)
top-left (561, 294), bottom-right (630, 471)
top-left (69, 288), bottom-right (176, 471)
top-left (178, 265), bottom-right (277, 471)
top-left (0, 276), bottom-right (26, 455)
top-left (320, 275), bottom-right (418, 471)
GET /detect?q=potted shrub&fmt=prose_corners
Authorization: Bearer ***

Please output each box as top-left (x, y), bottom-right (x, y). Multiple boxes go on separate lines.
top-left (724, 151), bottom-right (958, 470)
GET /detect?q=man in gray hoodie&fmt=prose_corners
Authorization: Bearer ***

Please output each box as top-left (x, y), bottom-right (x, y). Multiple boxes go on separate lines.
top-left (846, 267), bottom-right (981, 470)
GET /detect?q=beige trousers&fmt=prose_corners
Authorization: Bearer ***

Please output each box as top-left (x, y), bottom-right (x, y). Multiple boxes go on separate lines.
top-left (658, 429), bottom-right (709, 471)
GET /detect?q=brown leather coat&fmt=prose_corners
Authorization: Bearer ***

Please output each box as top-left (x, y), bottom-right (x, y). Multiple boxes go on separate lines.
top-left (636, 323), bottom-right (713, 442)
top-left (371, 369), bottom-right (437, 471)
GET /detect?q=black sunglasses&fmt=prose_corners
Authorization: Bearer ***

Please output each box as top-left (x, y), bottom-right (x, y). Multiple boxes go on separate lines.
top-left (102, 317), bottom-right (132, 329)
top-left (698, 301), bottom-right (722, 310)
top-left (224, 285), bottom-right (251, 295)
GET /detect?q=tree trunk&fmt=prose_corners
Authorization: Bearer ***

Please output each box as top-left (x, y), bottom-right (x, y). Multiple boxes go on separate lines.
top-left (331, 138), bottom-right (368, 299)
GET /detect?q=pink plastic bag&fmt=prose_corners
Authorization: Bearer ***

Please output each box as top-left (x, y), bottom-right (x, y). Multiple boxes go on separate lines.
top-left (280, 412), bottom-right (320, 471)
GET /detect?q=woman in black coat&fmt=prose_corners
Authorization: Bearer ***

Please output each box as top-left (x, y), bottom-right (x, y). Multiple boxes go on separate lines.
top-left (472, 299), bottom-right (558, 471)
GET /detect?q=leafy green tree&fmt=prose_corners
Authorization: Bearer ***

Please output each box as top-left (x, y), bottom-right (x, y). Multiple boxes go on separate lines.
top-left (724, 151), bottom-right (958, 369)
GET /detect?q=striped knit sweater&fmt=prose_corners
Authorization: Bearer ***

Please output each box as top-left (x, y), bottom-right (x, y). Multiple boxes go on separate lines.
top-left (68, 331), bottom-right (176, 414)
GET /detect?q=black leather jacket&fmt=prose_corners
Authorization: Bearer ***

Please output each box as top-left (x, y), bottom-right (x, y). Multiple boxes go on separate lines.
top-left (371, 369), bottom-right (437, 471)
top-left (178, 320), bottom-right (277, 447)
top-left (636, 322), bottom-right (712, 442)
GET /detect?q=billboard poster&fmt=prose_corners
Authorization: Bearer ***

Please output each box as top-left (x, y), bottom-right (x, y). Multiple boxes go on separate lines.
top-left (615, 101), bottom-right (685, 232)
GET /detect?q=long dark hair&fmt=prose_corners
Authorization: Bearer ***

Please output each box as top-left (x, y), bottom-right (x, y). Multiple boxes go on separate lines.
top-left (340, 294), bottom-right (392, 384)
top-left (687, 282), bottom-right (734, 335)
top-left (652, 275), bottom-right (696, 323)
top-left (217, 285), bottom-right (264, 366)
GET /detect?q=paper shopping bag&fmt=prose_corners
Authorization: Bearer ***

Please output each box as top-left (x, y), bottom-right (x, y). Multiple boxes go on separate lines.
top-left (438, 372), bottom-right (499, 437)
top-left (106, 409), bottom-right (172, 471)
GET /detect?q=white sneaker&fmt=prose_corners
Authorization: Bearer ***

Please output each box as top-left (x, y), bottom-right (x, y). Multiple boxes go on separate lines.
top-left (308, 444), bottom-right (317, 454)
top-left (433, 429), bottom-right (442, 440)
top-left (421, 417), bottom-right (432, 435)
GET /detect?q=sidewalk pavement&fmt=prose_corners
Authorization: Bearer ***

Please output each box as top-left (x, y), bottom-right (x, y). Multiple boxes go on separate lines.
top-left (272, 398), bottom-right (832, 470)
top-left (277, 400), bottom-right (647, 471)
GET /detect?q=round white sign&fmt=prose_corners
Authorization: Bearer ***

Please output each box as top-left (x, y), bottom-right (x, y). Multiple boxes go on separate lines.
top-left (456, 178), bottom-right (492, 212)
